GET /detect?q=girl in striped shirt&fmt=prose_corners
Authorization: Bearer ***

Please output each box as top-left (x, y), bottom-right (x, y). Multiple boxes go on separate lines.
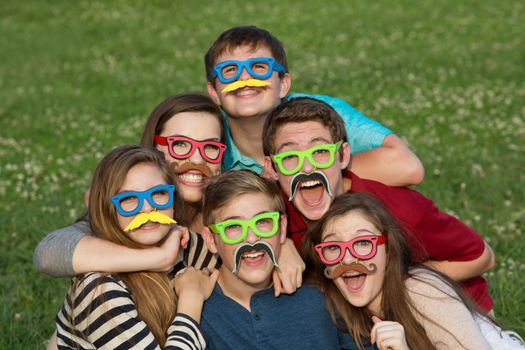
top-left (56, 145), bottom-right (218, 349)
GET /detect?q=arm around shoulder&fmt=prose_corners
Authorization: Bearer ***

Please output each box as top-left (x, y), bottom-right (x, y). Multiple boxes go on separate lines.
top-left (350, 134), bottom-right (425, 187)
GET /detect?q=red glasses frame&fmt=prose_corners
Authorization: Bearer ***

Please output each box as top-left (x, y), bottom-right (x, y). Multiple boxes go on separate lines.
top-left (155, 135), bottom-right (227, 164)
top-left (315, 235), bottom-right (387, 265)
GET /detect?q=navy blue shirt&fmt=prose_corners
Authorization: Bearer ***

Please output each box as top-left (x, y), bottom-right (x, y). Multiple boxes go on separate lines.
top-left (201, 283), bottom-right (371, 350)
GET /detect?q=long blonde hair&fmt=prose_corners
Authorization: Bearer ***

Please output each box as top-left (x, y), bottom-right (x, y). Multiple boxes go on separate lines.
top-left (86, 145), bottom-right (176, 345)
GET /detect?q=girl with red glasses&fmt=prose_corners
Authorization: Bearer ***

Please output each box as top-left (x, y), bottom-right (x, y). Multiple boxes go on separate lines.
top-left (302, 192), bottom-right (522, 350)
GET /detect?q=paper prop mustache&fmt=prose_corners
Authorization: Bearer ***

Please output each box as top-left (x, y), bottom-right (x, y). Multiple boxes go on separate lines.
top-left (124, 211), bottom-right (177, 232)
top-left (221, 78), bottom-right (270, 93)
top-left (174, 161), bottom-right (214, 178)
top-left (232, 241), bottom-right (278, 274)
top-left (289, 171), bottom-right (333, 202)
top-left (324, 261), bottom-right (377, 280)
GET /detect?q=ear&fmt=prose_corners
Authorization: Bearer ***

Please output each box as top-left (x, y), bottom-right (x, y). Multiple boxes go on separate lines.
top-left (279, 214), bottom-right (288, 244)
top-left (202, 226), bottom-right (218, 254)
top-left (339, 142), bottom-right (351, 170)
top-left (263, 156), bottom-right (279, 180)
top-left (278, 73), bottom-right (292, 98)
top-left (207, 81), bottom-right (221, 106)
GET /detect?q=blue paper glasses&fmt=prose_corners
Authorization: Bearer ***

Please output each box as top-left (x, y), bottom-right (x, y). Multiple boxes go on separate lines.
top-left (111, 184), bottom-right (175, 217)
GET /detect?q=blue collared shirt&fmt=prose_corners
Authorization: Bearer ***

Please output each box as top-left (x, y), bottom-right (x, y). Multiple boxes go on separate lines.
top-left (222, 92), bottom-right (393, 174)
top-left (201, 283), bottom-right (374, 350)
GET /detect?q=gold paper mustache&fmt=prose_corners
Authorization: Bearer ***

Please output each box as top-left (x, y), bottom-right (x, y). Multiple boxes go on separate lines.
top-left (124, 211), bottom-right (177, 232)
top-left (221, 79), bottom-right (269, 93)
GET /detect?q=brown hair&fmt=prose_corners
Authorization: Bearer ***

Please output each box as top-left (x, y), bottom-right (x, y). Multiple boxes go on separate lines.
top-left (302, 192), bottom-right (483, 350)
top-left (204, 25), bottom-right (288, 83)
top-left (140, 92), bottom-right (223, 226)
top-left (87, 145), bottom-right (176, 346)
top-left (140, 92), bottom-right (223, 146)
top-left (262, 97), bottom-right (348, 156)
top-left (202, 170), bottom-right (285, 226)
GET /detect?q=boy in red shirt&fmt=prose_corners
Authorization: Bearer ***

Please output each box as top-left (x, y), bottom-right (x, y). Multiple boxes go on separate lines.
top-left (262, 97), bottom-right (495, 313)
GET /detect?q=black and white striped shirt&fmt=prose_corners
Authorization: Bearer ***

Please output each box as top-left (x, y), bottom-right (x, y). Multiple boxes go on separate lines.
top-left (56, 272), bottom-right (206, 349)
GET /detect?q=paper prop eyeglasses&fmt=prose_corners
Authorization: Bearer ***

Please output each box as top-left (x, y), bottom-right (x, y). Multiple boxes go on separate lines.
top-left (111, 184), bottom-right (175, 217)
top-left (271, 141), bottom-right (343, 176)
top-left (210, 58), bottom-right (286, 84)
top-left (315, 235), bottom-right (387, 265)
top-left (209, 212), bottom-right (280, 245)
top-left (155, 135), bottom-right (227, 164)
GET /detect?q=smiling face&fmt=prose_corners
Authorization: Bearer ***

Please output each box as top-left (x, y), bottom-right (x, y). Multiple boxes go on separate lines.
top-left (207, 45), bottom-right (291, 120)
top-left (155, 111), bottom-right (222, 203)
top-left (322, 210), bottom-right (387, 315)
top-left (116, 163), bottom-right (174, 246)
top-left (272, 121), bottom-right (350, 220)
top-left (205, 192), bottom-right (287, 290)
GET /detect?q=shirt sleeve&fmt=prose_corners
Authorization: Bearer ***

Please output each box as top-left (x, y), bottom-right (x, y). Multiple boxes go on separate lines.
top-left (406, 270), bottom-right (491, 350)
top-left (287, 93), bottom-right (392, 153)
top-left (56, 273), bottom-right (206, 350)
top-left (33, 219), bottom-right (91, 277)
top-left (184, 231), bottom-right (221, 270)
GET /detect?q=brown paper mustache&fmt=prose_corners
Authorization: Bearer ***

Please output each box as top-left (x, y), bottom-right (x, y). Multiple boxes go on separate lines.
top-left (323, 261), bottom-right (377, 280)
top-left (174, 161), bottom-right (214, 178)
top-left (124, 211), bottom-right (177, 232)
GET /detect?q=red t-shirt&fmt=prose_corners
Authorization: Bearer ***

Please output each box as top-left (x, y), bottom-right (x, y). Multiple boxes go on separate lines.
top-left (284, 171), bottom-right (493, 312)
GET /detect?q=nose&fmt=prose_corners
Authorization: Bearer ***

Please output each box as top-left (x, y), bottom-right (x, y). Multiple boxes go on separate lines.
top-left (238, 65), bottom-right (252, 80)
top-left (141, 198), bottom-right (155, 213)
top-left (245, 226), bottom-right (259, 244)
top-left (189, 147), bottom-right (205, 164)
top-left (301, 157), bottom-right (316, 174)
top-left (341, 247), bottom-right (355, 265)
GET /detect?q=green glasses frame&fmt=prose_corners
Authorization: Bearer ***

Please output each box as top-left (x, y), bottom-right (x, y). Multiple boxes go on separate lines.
top-left (209, 211), bottom-right (280, 245)
top-left (271, 140), bottom-right (343, 176)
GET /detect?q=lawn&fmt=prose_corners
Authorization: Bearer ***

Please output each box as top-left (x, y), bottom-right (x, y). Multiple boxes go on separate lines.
top-left (1, 0), bottom-right (524, 347)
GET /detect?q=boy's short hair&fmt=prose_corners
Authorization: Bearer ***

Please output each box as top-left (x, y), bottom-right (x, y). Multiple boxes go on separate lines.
top-left (205, 25), bottom-right (288, 82)
top-left (262, 97), bottom-right (348, 156)
top-left (202, 170), bottom-right (285, 226)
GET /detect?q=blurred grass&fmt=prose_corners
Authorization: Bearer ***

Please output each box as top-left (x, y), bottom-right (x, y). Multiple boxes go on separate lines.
top-left (1, 0), bottom-right (524, 347)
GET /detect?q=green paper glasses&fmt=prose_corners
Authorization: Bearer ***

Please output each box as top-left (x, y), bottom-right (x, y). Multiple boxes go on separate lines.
top-left (271, 141), bottom-right (343, 176)
top-left (209, 212), bottom-right (280, 245)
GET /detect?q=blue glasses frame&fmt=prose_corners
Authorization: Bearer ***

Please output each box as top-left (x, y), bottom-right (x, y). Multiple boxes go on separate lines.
top-left (209, 57), bottom-right (286, 84)
top-left (111, 184), bottom-right (175, 217)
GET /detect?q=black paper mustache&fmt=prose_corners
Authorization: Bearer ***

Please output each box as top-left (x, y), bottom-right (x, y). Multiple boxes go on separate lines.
top-left (288, 171), bottom-right (332, 201)
top-left (324, 261), bottom-right (377, 279)
top-left (232, 241), bottom-right (278, 274)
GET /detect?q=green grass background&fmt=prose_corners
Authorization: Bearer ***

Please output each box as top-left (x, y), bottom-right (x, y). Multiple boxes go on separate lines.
top-left (1, 0), bottom-right (524, 347)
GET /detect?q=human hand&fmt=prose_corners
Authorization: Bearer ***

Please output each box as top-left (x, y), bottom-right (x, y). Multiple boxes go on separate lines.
top-left (153, 225), bottom-right (188, 272)
top-left (370, 316), bottom-right (410, 350)
top-left (272, 238), bottom-right (305, 297)
top-left (174, 267), bottom-right (220, 301)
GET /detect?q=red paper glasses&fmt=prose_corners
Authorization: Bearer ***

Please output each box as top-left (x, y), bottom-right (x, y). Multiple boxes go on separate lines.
top-left (315, 235), bottom-right (387, 265)
top-left (155, 135), bottom-right (227, 164)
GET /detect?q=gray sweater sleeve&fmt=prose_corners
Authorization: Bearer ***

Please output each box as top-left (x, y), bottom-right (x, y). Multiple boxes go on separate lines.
top-left (33, 219), bottom-right (92, 277)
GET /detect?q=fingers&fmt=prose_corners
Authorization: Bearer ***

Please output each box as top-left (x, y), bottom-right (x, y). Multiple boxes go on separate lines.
top-left (272, 270), bottom-right (283, 297)
top-left (370, 319), bottom-right (408, 350)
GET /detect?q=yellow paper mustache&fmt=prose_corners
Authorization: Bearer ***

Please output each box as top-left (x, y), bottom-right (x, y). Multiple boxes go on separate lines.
top-left (221, 79), bottom-right (270, 93)
top-left (124, 211), bottom-right (177, 232)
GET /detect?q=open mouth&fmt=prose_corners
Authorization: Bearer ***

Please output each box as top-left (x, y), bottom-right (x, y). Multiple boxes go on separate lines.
top-left (176, 170), bottom-right (208, 186)
top-left (241, 249), bottom-right (267, 264)
top-left (298, 179), bottom-right (325, 205)
top-left (230, 86), bottom-right (266, 96)
top-left (342, 271), bottom-right (367, 292)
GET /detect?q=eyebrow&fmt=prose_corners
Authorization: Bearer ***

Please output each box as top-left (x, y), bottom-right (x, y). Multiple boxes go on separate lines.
top-left (322, 228), bottom-right (378, 241)
top-left (220, 210), bottom-right (271, 222)
top-left (275, 137), bottom-right (333, 153)
top-left (168, 134), bottom-right (221, 142)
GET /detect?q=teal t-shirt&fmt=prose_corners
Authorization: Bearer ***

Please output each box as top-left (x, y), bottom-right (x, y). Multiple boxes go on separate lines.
top-left (222, 92), bottom-right (392, 174)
